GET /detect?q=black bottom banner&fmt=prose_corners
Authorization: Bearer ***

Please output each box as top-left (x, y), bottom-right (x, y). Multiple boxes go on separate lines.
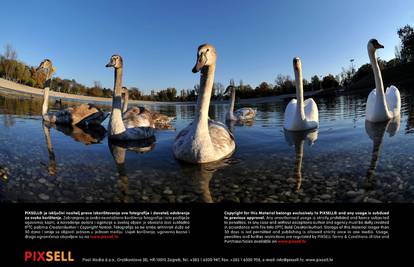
top-left (1, 203), bottom-right (412, 265)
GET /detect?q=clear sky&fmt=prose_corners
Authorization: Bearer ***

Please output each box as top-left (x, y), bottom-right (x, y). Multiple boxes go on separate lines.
top-left (1, 0), bottom-right (413, 92)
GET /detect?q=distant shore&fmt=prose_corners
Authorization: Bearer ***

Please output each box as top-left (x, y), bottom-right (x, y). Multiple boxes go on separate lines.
top-left (0, 77), bottom-right (321, 106)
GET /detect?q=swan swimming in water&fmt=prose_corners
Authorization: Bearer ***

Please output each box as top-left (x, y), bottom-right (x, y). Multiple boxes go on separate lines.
top-left (121, 87), bottom-right (175, 129)
top-left (37, 59), bottom-right (108, 126)
top-left (224, 81), bottom-right (256, 122)
top-left (284, 57), bottom-right (319, 131)
top-left (105, 55), bottom-right (155, 141)
top-left (173, 44), bottom-right (235, 163)
top-left (365, 39), bottom-right (401, 122)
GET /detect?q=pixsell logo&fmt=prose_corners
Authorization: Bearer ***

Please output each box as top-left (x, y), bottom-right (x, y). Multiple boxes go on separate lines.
top-left (24, 251), bottom-right (74, 262)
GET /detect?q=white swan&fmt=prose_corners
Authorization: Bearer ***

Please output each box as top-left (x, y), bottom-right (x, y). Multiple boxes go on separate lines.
top-left (365, 39), bottom-right (401, 122)
top-left (224, 84), bottom-right (256, 121)
top-left (105, 55), bottom-right (155, 141)
top-left (173, 44), bottom-right (235, 163)
top-left (37, 59), bottom-right (108, 126)
top-left (121, 87), bottom-right (175, 129)
top-left (284, 57), bottom-right (319, 131)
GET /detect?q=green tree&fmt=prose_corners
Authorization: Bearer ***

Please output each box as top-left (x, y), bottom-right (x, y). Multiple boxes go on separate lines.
top-left (311, 75), bottom-right (320, 91)
top-left (397, 25), bottom-right (414, 62)
top-left (255, 82), bottom-right (273, 97)
top-left (321, 74), bottom-right (339, 89)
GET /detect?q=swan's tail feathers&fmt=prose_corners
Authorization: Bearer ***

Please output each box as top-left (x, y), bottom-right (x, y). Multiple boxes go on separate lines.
top-left (386, 85), bottom-right (401, 117)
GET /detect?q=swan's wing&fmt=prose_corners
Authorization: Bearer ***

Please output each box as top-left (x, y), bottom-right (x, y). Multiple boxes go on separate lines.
top-left (174, 122), bottom-right (193, 145)
top-left (123, 107), bottom-right (152, 128)
top-left (304, 98), bottom-right (319, 124)
top-left (208, 120), bottom-right (235, 156)
top-left (365, 89), bottom-right (377, 120)
top-left (284, 99), bottom-right (297, 128)
top-left (385, 85), bottom-right (401, 117)
top-left (69, 104), bottom-right (100, 125)
top-left (234, 107), bottom-right (256, 120)
top-left (151, 111), bottom-right (175, 129)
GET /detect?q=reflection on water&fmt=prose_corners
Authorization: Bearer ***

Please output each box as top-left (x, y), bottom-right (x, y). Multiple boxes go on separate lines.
top-left (179, 160), bottom-right (231, 203)
top-left (284, 129), bottom-right (318, 191)
top-left (364, 117), bottom-right (400, 190)
top-left (41, 122), bottom-right (107, 176)
top-left (42, 123), bottom-right (57, 176)
top-left (109, 138), bottom-right (156, 203)
top-left (1, 89), bottom-right (414, 203)
top-left (51, 123), bottom-right (106, 145)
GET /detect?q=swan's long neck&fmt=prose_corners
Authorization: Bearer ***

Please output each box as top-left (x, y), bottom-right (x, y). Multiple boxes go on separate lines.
top-left (194, 65), bottom-right (215, 136)
top-left (122, 90), bottom-right (129, 113)
top-left (42, 73), bottom-right (52, 117)
top-left (369, 49), bottom-right (387, 111)
top-left (294, 67), bottom-right (305, 120)
top-left (110, 68), bottom-right (126, 135)
top-left (229, 88), bottom-right (235, 114)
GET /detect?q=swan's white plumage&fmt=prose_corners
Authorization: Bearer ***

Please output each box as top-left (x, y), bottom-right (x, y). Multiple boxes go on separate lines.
top-left (284, 98), bottom-right (318, 131)
top-left (283, 57), bottom-right (319, 131)
top-left (366, 86), bottom-right (401, 122)
top-left (385, 85), bottom-right (401, 117)
top-left (304, 98), bottom-right (319, 124)
top-left (284, 98), bottom-right (297, 127)
top-left (365, 39), bottom-right (401, 122)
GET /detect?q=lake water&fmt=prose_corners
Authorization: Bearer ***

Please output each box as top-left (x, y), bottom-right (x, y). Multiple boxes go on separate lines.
top-left (1, 89), bottom-right (413, 203)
